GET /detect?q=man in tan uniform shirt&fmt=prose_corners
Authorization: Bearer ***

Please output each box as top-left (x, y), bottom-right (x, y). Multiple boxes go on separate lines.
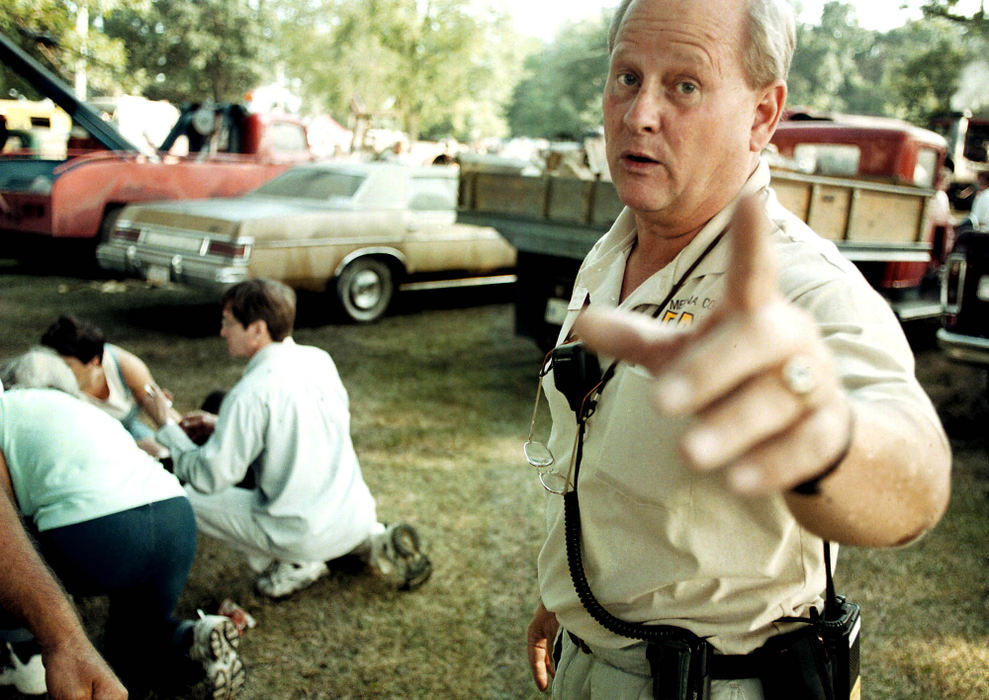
top-left (525, 1), bottom-right (952, 698)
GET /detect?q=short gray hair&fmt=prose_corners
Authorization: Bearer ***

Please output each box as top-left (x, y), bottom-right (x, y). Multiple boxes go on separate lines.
top-left (607, 0), bottom-right (795, 88)
top-left (0, 347), bottom-right (81, 397)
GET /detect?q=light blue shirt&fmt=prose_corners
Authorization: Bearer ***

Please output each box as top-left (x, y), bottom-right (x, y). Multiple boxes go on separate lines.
top-left (0, 388), bottom-right (185, 532)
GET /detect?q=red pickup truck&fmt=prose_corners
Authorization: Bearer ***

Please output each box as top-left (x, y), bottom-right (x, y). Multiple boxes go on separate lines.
top-left (0, 32), bottom-right (312, 261)
top-left (459, 111), bottom-right (955, 349)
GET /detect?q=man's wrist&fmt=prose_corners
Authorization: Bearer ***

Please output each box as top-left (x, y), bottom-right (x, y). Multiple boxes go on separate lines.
top-left (792, 406), bottom-right (856, 496)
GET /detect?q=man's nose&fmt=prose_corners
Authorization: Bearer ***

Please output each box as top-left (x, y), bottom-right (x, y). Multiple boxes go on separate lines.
top-left (623, 88), bottom-right (663, 133)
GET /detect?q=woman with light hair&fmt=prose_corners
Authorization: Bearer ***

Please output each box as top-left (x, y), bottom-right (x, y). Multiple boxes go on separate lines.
top-left (0, 348), bottom-right (245, 699)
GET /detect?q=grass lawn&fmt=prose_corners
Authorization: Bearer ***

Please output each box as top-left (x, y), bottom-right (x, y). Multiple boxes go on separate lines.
top-left (0, 263), bottom-right (985, 699)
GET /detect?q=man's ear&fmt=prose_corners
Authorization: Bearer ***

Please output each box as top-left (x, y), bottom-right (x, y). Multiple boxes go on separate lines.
top-left (750, 81), bottom-right (787, 153)
top-left (248, 319), bottom-right (272, 343)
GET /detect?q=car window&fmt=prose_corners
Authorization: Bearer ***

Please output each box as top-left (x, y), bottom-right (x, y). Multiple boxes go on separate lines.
top-left (792, 144), bottom-right (861, 176)
top-left (410, 175), bottom-right (457, 210)
top-left (255, 169), bottom-right (365, 200)
top-left (266, 121), bottom-right (310, 153)
top-left (913, 147), bottom-right (938, 188)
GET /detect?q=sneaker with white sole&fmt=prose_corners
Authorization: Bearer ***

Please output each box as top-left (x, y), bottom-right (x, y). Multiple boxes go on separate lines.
top-left (0, 642), bottom-right (46, 696)
top-left (371, 523), bottom-right (433, 591)
top-left (189, 613), bottom-right (245, 700)
top-left (255, 560), bottom-right (329, 599)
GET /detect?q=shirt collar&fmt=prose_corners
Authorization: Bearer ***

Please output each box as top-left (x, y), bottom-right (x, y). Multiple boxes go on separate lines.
top-left (580, 158), bottom-right (772, 309)
top-left (244, 336), bottom-right (295, 373)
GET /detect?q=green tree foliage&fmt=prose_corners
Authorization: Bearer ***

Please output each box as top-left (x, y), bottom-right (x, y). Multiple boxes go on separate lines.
top-left (787, 2), bottom-right (978, 124)
top-left (271, 0), bottom-right (521, 141)
top-left (506, 13), bottom-right (611, 139)
top-left (0, 1), bottom-right (135, 100)
top-left (918, 0), bottom-right (989, 116)
top-left (885, 18), bottom-right (977, 123)
top-left (4, 0), bottom-right (988, 148)
top-left (101, 0), bottom-right (275, 104)
top-left (788, 2), bottom-right (897, 114)
top-left (921, 0), bottom-right (989, 36)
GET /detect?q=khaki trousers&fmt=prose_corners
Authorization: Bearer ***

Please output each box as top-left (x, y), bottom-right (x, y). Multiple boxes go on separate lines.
top-left (552, 632), bottom-right (765, 700)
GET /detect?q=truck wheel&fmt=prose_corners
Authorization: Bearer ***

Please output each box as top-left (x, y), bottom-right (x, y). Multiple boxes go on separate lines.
top-left (336, 258), bottom-right (393, 322)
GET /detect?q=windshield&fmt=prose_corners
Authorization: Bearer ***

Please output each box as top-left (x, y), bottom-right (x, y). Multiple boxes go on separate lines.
top-left (255, 168), bottom-right (365, 200)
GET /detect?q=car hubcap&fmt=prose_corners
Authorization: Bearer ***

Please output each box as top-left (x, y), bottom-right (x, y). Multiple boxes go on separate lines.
top-left (350, 269), bottom-right (382, 310)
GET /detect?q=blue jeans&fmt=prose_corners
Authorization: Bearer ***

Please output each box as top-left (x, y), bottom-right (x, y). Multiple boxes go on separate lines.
top-left (33, 497), bottom-right (197, 680)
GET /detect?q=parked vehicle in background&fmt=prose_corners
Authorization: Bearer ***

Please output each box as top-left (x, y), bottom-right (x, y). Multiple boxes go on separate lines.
top-left (87, 94), bottom-right (180, 153)
top-left (0, 98), bottom-right (72, 158)
top-left (769, 112), bottom-right (954, 315)
top-left (0, 32), bottom-right (313, 261)
top-left (97, 162), bottom-right (518, 322)
top-left (931, 111), bottom-right (989, 210)
top-left (458, 111), bottom-right (954, 349)
top-left (939, 228), bottom-right (989, 375)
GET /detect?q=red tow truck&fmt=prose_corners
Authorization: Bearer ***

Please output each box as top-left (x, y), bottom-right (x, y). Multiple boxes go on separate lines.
top-left (0, 32), bottom-right (313, 261)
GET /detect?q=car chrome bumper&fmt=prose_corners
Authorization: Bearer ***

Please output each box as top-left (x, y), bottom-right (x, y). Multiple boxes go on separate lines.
top-left (96, 242), bottom-right (249, 293)
top-left (937, 328), bottom-right (989, 366)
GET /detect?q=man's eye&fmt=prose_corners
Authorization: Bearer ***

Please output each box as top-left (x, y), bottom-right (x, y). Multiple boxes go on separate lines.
top-left (617, 72), bottom-right (638, 87)
top-left (676, 81), bottom-right (698, 95)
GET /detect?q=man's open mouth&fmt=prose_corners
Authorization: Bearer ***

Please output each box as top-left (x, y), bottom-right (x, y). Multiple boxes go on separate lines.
top-left (624, 152), bottom-right (658, 164)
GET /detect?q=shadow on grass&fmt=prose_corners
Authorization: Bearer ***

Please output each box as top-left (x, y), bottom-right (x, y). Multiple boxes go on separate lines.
top-left (118, 300), bottom-right (224, 338)
top-left (77, 282), bottom-right (517, 340)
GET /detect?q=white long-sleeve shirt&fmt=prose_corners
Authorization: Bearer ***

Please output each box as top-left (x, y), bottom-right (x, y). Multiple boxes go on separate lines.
top-left (157, 338), bottom-right (378, 558)
top-left (970, 188), bottom-right (989, 230)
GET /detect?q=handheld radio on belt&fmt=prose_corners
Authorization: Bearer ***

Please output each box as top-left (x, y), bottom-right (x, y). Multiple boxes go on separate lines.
top-left (819, 542), bottom-right (862, 700)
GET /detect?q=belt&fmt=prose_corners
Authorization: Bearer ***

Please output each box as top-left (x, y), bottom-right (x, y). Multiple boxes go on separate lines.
top-left (566, 631), bottom-right (760, 680)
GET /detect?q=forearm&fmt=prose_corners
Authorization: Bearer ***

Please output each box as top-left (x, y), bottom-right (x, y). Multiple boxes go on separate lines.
top-left (0, 496), bottom-right (87, 651)
top-left (157, 420), bottom-right (250, 493)
top-left (137, 393), bottom-right (182, 426)
top-left (786, 399), bottom-right (951, 547)
top-left (156, 422), bottom-right (213, 490)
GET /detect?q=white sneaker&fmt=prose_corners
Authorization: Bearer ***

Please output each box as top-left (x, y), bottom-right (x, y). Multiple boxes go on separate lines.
top-left (190, 613), bottom-right (245, 700)
top-left (0, 642), bottom-right (46, 696)
top-left (370, 523), bottom-right (433, 591)
top-left (255, 560), bottom-right (329, 598)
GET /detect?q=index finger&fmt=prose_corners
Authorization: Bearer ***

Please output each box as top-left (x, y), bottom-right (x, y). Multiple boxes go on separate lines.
top-left (723, 192), bottom-right (779, 312)
top-left (572, 307), bottom-right (681, 375)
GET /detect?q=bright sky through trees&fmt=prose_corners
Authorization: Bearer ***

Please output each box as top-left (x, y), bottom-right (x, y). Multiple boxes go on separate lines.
top-left (506, 0), bottom-right (985, 39)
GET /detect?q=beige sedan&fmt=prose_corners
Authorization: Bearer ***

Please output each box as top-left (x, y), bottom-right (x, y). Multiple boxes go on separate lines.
top-left (97, 161), bottom-right (518, 321)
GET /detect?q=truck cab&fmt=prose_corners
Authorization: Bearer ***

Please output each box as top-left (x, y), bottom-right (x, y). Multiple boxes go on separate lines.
top-left (770, 112), bottom-right (953, 305)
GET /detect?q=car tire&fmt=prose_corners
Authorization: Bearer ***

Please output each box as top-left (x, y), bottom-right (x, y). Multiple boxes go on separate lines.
top-left (336, 257), bottom-right (394, 322)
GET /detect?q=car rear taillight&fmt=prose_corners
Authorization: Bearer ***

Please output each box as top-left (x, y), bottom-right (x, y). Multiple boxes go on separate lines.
top-left (207, 240), bottom-right (249, 259)
top-left (114, 226), bottom-right (141, 242)
top-left (941, 256), bottom-right (966, 313)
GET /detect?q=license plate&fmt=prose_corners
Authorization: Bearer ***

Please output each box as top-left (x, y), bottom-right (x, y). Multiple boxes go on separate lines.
top-left (544, 297), bottom-right (569, 325)
top-left (146, 264), bottom-right (170, 286)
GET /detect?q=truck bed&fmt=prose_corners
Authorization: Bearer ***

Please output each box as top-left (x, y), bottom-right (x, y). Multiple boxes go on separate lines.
top-left (458, 169), bottom-right (936, 264)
